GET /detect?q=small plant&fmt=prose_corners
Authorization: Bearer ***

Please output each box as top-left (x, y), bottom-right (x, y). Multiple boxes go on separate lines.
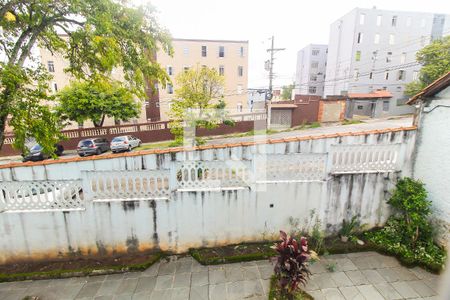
top-left (272, 231), bottom-right (312, 300)
top-left (326, 262), bottom-right (337, 272)
top-left (339, 215), bottom-right (360, 242)
top-left (309, 122), bottom-right (321, 128)
top-left (310, 216), bottom-right (325, 254)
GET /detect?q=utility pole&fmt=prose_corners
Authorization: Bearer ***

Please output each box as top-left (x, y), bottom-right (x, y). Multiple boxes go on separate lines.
top-left (265, 36), bottom-right (285, 129)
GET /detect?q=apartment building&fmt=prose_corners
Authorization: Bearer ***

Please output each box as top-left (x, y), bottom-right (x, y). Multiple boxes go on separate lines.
top-left (294, 44), bottom-right (328, 97)
top-left (325, 7), bottom-right (450, 115)
top-left (152, 38), bottom-right (249, 121)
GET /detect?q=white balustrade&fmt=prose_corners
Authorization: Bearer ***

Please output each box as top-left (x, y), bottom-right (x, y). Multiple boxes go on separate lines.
top-left (330, 144), bottom-right (400, 173)
top-left (3, 137), bottom-right (14, 145)
top-left (109, 126), bottom-right (138, 135)
top-left (80, 128), bottom-right (108, 137)
top-left (176, 160), bottom-right (251, 191)
top-left (0, 180), bottom-right (84, 212)
top-left (139, 123), bottom-right (166, 131)
top-left (62, 131), bottom-right (80, 139)
top-left (254, 154), bottom-right (327, 182)
top-left (84, 170), bottom-right (171, 201)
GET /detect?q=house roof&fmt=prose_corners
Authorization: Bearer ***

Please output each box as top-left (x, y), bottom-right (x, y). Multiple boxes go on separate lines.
top-left (348, 90), bottom-right (393, 99)
top-left (407, 72), bottom-right (450, 105)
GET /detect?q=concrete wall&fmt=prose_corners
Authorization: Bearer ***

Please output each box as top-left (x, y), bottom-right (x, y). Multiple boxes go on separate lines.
top-left (0, 128), bottom-right (417, 264)
top-left (413, 87), bottom-right (450, 243)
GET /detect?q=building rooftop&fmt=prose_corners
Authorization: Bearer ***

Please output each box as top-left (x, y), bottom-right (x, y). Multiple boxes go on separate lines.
top-left (407, 72), bottom-right (450, 104)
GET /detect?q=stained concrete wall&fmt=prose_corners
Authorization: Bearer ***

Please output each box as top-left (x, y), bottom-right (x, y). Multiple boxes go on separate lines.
top-left (412, 89), bottom-right (450, 243)
top-left (0, 129), bottom-right (417, 264)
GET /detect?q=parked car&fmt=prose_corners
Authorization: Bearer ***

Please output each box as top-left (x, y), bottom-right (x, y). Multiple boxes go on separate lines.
top-left (111, 135), bottom-right (142, 153)
top-left (77, 138), bottom-right (110, 157)
top-left (22, 144), bottom-right (64, 162)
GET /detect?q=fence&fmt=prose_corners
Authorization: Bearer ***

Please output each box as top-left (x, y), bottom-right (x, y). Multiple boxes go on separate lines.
top-left (0, 127), bottom-right (416, 264)
top-left (1, 112), bottom-right (267, 156)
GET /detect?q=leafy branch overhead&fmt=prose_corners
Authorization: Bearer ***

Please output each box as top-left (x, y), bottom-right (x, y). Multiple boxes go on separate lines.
top-left (0, 0), bottom-right (172, 154)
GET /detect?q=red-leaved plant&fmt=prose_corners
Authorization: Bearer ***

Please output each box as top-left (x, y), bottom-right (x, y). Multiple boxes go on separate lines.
top-left (272, 230), bottom-right (312, 299)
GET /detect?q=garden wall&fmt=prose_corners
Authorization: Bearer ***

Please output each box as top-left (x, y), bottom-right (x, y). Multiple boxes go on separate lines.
top-left (0, 127), bottom-right (417, 264)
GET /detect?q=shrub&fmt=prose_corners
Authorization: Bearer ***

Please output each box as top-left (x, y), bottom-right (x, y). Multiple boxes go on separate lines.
top-left (339, 215), bottom-right (360, 238)
top-left (366, 177), bottom-right (447, 271)
top-left (272, 231), bottom-right (312, 299)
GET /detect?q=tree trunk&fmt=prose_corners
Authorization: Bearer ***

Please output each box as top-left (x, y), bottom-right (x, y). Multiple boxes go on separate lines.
top-left (93, 115), bottom-right (106, 127)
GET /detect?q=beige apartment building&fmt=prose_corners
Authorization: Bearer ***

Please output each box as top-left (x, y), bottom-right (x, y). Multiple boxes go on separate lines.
top-left (153, 38), bottom-right (249, 121)
top-left (32, 37), bottom-right (249, 130)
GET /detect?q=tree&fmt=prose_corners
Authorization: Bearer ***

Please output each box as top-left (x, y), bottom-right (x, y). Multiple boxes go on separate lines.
top-left (0, 0), bottom-right (171, 154)
top-left (281, 83), bottom-right (294, 100)
top-left (169, 66), bottom-right (226, 145)
top-left (405, 36), bottom-right (450, 96)
top-left (57, 78), bottom-right (140, 127)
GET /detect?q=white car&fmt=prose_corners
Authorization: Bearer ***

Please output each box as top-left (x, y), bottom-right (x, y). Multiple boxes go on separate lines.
top-left (111, 135), bottom-right (142, 153)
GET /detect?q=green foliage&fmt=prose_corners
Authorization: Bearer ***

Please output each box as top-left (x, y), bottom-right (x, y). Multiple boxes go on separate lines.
top-left (0, 63), bottom-right (65, 156)
top-left (281, 83), bottom-right (295, 100)
top-left (339, 216), bottom-right (360, 237)
top-left (169, 66), bottom-right (226, 145)
top-left (0, 0), bottom-right (171, 152)
top-left (405, 36), bottom-right (450, 96)
top-left (56, 78), bottom-right (140, 127)
top-left (341, 119), bottom-right (363, 125)
top-left (310, 216), bottom-right (325, 254)
top-left (366, 177), bottom-right (447, 271)
top-left (309, 122), bottom-right (321, 128)
top-left (326, 262), bottom-right (337, 272)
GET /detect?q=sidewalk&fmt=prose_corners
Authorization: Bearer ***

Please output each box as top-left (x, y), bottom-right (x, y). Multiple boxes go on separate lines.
top-left (0, 251), bottom-right (441, 300)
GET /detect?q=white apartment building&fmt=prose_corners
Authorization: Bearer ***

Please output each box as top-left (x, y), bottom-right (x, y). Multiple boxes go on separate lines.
top-left (325, 7), bottom-right (450, 114)
top-left (294, 44), bottom-right (328, 97)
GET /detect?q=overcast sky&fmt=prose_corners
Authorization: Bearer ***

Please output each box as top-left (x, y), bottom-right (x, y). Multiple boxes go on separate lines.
top-left (145, 0), bottom-right (449, 89)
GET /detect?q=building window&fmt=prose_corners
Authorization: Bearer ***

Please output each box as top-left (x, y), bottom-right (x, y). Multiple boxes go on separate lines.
top-left (167, 66), bottom-right (173, 75)
top-left (357, 32), bottom-right (363, 43)
top-left (219, 65), bottom-right (224, 76)
top-left (310, 74), bottom-right (317, 81)
top-left (412, 70), bottom-right (419, 81)
top-left (238, 66), bottom-right (243, 77)
top-left (391, 15), bottom-right (397, 27)
top-left (354, 69), bottom-right (359, 80)
top-left (406, 16), bottom-right (412, 27)
top-left (383, 100), bottom-right (390, 111)
top-left (311, 49), bottom-right (320, 56)
top-left (219, 46), bottom-right (225, 57)
top-left (239, 46), bottom-right (244, 57)
top-left (183, 47), bottom-right (189, 55)
top-left (421, 18), bottom-right (426, 27)
top-left (308, 86), bottom-right (317, 94)
top-left (201, 45), bottom-right (207, 57)
top-left (311, 61), bottom-right (319, 68)
top-left (237, 85), bottom-right (243, 95)
top-left (52, 82), bottom-right (58, 92)
top-left (397, 70), bottom-right (405, 80)
top-left (385, 71), bottom-right (389, 80)
top-left (167, 84), bottom-right (173, 94)
top-left (400, 52), bottom-right (406, 64)
top-left (389, 34), bottom-right (395, 45)
top-left (237, 102), bottom-right (243, 112)
top-left (376, 15), bottom-right (382, 26)
top-left (357, 105), bottom-right (364, 110)
top-left (369, 72), bottom-right (373, 79)
top-left (183, 66), bottom-right (190, 72)
top-left (386, 52), bottom-right (392, 63)
top-left (47, 61), bottom-right (55, 72)
top-left (359, 13), bottom-right (365, 25)
top-left (355, 51), bottom-right (361, 61)
top-left (374, 33), bottom-right (380, 44)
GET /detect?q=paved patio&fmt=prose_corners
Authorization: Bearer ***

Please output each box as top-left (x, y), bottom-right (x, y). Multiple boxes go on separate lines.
top-left (0, 251), bottom-right (442, 300)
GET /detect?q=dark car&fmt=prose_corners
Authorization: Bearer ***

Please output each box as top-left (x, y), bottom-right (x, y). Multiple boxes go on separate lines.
top-left (22, 144), bottom-right (64, 162)
top-left (77, 138), bottom-right (110, 157)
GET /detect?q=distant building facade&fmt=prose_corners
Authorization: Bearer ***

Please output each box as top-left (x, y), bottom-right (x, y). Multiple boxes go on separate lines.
top-left (294, 44), bottom-right (328, 97)
top-left (154, 38), bottom-right (249, 121)
top-left (325, 7), bottom-right (450, 115)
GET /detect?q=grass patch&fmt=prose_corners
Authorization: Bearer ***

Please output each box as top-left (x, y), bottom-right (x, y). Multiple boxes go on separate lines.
top-left (189, 242), bottom-right (276, 265)
top-left (341, 119), bottom-right (363, 125)
top-left (135, 141), bottom-right (174, 151)
top-left (0, 253), bottom-right (163, 282)
top-left (268, 275), bottom-right (313, 300)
